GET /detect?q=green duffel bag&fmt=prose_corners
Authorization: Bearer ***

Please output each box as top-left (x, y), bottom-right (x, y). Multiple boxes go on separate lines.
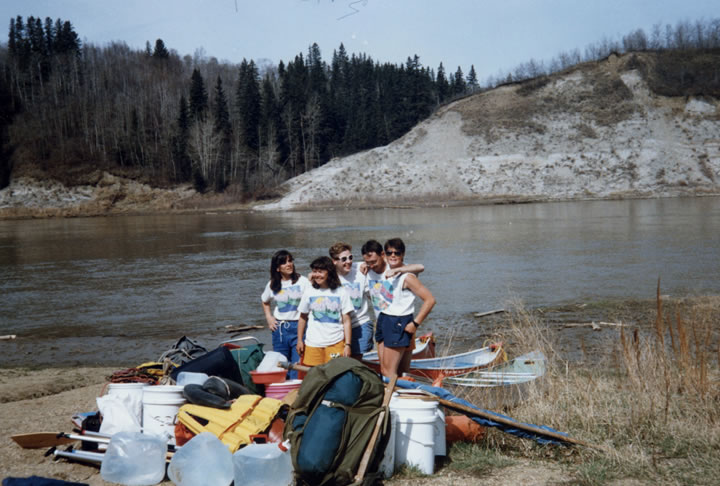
top-left (229, 343), bottom-right (265, 394)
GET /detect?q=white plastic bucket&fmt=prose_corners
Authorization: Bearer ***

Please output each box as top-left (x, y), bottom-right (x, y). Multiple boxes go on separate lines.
top-left (379, 410), bottom-right (397, 478)
top-left (106, 383), bottom-right (149, 426)
top-left (390, 397), bottom-right (439, 475)
top-left (142, 385), bottom-right (186, 444)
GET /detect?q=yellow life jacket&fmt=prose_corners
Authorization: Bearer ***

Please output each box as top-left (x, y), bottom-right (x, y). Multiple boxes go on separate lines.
top-left (177, 395), bottom-right (283, 452)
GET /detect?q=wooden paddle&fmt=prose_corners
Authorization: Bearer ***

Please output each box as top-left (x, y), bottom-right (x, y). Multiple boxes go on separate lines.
top-left (352, 374), bottom-right (398, 485)
top-left (12, 432), bottom-right (80, 449)
top-left (412, 393), bottom-right (601, 450)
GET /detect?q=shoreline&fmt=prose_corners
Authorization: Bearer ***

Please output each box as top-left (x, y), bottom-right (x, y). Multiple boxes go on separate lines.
top-left (2, 191), bottom-right (719, 221)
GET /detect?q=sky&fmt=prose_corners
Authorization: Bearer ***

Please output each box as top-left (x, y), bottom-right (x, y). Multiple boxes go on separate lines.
top-left (1, 0), bottom-right (717, 82)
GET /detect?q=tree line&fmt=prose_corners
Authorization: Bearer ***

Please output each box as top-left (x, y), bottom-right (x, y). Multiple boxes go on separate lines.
top-left (1, 16), bottom-right (718, 195)
top-left (0, 16), bottom-right (481, 194)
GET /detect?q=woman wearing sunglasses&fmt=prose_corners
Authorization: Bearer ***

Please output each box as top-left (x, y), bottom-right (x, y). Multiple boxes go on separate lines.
top-left (372, 238), bottom-right (435, 378)
top-left (332, 241), bottom-right (425, 358)
top-left (328, 242), bottom-right (373, 358)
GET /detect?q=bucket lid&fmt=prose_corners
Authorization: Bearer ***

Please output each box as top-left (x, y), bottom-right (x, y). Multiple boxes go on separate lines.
top-left (107, 382), bottom-right (149, 389)
top-left (143, 385), bottom-right (185, 393)
top-left (266, 379), bottom-right (302, 388)
top-left (390, 397), bottom-right (438, 410)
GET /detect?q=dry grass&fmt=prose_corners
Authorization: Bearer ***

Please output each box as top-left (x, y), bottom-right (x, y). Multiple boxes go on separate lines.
top-left (439, 289), bottom-right (720, 485)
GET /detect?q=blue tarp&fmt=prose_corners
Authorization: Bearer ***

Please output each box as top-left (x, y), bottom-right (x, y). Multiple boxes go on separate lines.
top-left (394, 378), bottom-right (569, 446)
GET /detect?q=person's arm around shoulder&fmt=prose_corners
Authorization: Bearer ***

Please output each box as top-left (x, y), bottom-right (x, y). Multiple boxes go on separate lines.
top-left (386, 263), bottom-right (425, 278)
top-left (402, 273), bottom-right (435, 334)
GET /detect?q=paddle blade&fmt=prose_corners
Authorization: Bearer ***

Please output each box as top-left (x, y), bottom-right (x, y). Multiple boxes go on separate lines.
top-left (11, 432), bottom-right (76, 449)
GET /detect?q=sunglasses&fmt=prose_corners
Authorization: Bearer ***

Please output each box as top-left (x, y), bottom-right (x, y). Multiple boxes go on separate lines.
top-left (386, 250), bottom-right (403, 256)
top-left (338, 255), bottom-right (353, 262)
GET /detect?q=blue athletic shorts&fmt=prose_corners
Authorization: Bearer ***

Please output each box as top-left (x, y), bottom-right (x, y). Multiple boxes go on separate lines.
top-left (374, 313), bottom-right (413, 348)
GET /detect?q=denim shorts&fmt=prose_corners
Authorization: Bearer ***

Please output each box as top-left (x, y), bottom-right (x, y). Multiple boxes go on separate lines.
top-left (374, 313), bottom-right (413, 348)
top-left (352, 321), bottom-right (375, 355)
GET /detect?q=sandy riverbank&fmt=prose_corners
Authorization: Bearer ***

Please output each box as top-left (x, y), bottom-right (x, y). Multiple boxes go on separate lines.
top-left (0, 366), bottom-right (567, 485)
top-left (2, 296), bottom-right (717, 485)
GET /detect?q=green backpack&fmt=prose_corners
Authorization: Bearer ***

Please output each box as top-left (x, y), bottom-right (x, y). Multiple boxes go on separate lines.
top-left (284, 358), bottom-right (389, 486)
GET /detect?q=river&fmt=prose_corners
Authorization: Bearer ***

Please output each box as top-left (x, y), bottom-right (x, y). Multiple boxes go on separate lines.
top-left (1, 197), bottom-right (719, 367)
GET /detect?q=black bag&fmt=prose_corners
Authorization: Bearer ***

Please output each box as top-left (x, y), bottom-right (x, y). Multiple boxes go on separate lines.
top-left (170, 346), bottom-right (243, 384)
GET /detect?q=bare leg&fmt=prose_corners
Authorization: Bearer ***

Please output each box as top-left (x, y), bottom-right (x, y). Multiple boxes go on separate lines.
top-left (398, 346), bottom-right (413, 376)
top-left (380, 345), bottom-right (406, 378)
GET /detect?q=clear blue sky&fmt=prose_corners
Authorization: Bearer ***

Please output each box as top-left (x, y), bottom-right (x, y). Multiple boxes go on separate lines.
top-left (1, 0), bottom-right (716, 81)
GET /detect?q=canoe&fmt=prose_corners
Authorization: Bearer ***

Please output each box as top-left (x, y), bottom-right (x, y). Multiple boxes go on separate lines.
top-left (438, 350), bottom-right (546, 387)
top-left (363, 342), bottom-right (504, 380)
top-left (361, 332), bottom-right (436, 362)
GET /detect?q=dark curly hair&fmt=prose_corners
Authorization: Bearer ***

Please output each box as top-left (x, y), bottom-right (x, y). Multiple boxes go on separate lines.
top-left (310, 256), bottom-right (342, 290)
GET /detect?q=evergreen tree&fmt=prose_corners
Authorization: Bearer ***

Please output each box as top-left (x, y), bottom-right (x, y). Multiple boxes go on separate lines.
top-left (466, 65), bottom-right (479, 93)
top-left (0, 74), bottom-right (16, 189)
top-left (452, 66), bottom-right (466, 96)
top-left (55, 20), bottom-right (80, 55)
top-left (235, 59), bottom-right (261, 151)
top-left (172, 95), bottom-right (192, 182)
top-left (44, 17), bottom-right (55, 56)
top-left (211, 76), bottom-right (231, 191)
top-left (212, 76), bottom-right (231, 136)
top-left (152, 38), bottom-right (169, 59)
top-left (189, 68), bottom-right (208, 122)
top-left (436, 62), bottom-right (449, 102)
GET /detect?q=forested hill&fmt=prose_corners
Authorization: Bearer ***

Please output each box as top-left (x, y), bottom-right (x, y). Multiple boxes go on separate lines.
top-left (0, 15), bottom-right (481, 197)
top-left (1, 17), bottom-right (719, 216)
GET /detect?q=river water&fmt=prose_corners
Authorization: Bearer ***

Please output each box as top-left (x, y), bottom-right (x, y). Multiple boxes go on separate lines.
top-left (1, 197), bottom-right (719, 367)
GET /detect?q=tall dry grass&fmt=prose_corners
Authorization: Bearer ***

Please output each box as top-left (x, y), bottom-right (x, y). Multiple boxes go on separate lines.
top-left (453, 289), bottom-right (720, 484)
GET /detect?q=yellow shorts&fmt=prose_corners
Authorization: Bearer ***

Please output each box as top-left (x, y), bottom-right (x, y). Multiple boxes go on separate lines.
top-left (302, 340), bottom-right (345, 366)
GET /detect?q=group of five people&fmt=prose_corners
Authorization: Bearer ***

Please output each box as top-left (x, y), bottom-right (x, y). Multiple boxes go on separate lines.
top-left (260, 238), bottom-right (435, 379)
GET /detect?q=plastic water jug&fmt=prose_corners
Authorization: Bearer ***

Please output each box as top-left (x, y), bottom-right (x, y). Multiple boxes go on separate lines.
top-left (168, 432), bottom-right (233, 486)
top-left (232, 442), bottom-right (293, 486)
top-left (100, 431), bottom-right (166, 485)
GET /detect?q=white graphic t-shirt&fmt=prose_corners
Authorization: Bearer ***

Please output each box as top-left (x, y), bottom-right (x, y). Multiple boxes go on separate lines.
top-left (367, 267), bottom-right (415, 317)
top-left (298, 286), bottom-right (354, 347)
top-left (261, 275), bottom-right (311, 321)
top-left (339, 263), bottom-right (371, 327)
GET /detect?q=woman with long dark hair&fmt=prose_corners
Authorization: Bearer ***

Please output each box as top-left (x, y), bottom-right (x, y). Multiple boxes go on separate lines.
top-left (296, 256), bottom-right (354, 366)
top-left (261, 250), bottom-right (310, 376)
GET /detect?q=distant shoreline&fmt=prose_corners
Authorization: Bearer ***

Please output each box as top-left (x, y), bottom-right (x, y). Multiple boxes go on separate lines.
top-left (3, 190), bottom-right (719, 221)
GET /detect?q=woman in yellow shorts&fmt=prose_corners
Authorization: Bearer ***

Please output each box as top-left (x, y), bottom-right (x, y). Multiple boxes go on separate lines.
top-left (296, 256), bottom-right (354, 366)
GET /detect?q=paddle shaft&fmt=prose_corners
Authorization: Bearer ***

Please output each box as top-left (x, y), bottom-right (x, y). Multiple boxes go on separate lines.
top-left (352, 374), bottom-right (398, 484)
top-left (428, 396), bottom-right (598, 449)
